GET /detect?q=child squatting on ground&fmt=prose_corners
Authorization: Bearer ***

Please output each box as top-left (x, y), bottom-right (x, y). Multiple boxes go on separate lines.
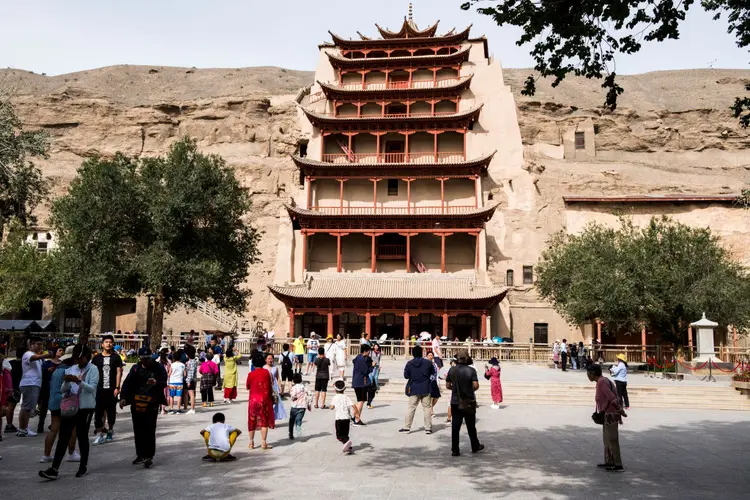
top-left (201, 412), bottom-right (241, 462)
top-left (329, 380), bottom-right (360, 455)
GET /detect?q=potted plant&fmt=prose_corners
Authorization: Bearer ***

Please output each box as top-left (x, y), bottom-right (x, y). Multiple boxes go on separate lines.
top-left (732, 367), bottom-right (750, 393)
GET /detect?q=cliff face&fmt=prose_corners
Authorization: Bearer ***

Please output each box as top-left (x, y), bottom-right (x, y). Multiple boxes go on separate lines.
top-left (3, 65), bottom-right (750, 334)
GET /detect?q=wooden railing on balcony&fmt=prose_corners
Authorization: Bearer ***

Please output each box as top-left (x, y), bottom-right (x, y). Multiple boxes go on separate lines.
top-left (310, 205), bottom-right (475, 215)
top-left (376, 244), bottom-right (406, 259)
top-left (328, 111), bottom-right (456, 119)
top-left (335, 77), bottom-right (463, 91)
top-left (320, 151), bottom-right (466, 164)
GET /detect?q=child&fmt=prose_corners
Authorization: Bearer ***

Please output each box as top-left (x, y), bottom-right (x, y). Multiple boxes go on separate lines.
top-left (168, 349), bottom-right (185, 414)
top-left (329, 380), bottom-right (359, 455)
top-left (485, 357), bottom-right (503, 409)
top-left (288, 373), bottom-right (311, 440)
top-left (279, 343), bottom-right (294, 397)
top-left (200, 412), bottom-right (241, 462)
top-left (199, 351), bottom-right (218, 407)
top-left (313, 346), bottom-right (330, 408)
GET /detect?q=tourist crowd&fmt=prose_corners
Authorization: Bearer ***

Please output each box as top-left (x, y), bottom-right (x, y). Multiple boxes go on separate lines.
top-left (0, 330), bottom-right (628, 479)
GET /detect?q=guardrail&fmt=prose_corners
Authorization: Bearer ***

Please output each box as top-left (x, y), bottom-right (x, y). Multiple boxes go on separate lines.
top-left (320, 152), bottom-right (466, 164)
top-left (309, 205), bottom-right (476, 215)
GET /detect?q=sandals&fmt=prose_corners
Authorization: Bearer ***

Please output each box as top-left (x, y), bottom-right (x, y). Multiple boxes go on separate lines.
top-left (261, 441), bottom-right (273, 450)
top-left (248, 442), bottom-right (255, 449)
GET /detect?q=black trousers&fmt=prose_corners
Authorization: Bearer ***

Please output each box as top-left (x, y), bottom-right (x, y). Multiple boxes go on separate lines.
top-left (335, 419), bottom-right (350, 443)
top-left (94, 389), bottom-right (117, 430)
top-left (131, 408), bottom-right (158, 459)
top-left (561, 352), bottom-right (568, 371)
top-left (366, 386), bottom-right (377, 406)
top-left (451, 404), bottom-right (480, 454)
top-left (36, 386), bottom-right (50, 433)
top-left (52, 409), bottom-right (94, 470)
top-left (200, 388), bottom-right (215, 403)
top-left (615, 380), bottom-right (630, 408)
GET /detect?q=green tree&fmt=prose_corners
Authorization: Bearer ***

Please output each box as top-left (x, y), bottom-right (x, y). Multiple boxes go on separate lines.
top-left (461, 1), bottom-right (750, 126)
top-left (51, 138), bottom-right (261, 350)
top-left (0, 219), bottom-right (49, 316)
top-left (536, 217), bottom-right (750, 344)
top-left (0, 100), bottom-right (50, 237)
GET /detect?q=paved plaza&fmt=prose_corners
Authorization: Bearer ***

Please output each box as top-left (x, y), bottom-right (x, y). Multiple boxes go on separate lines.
top-left (1, 364), bottom-right (749, 500)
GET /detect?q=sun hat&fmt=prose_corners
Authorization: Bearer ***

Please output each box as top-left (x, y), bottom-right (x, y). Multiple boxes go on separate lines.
top-left (489, 357), bottom-right (499, 366)
top-left (456, 348), bottom-right (470, 361)
top-left (60, 345), bottom-right (75, 361)
top-left (327, 335), bottom-right (334, 340)
top-left (616, 353), bottom-right (627, 362)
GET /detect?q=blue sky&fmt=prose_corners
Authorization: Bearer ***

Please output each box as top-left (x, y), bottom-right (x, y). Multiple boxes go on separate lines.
top-left (2, 0), bottom-right (747, 75)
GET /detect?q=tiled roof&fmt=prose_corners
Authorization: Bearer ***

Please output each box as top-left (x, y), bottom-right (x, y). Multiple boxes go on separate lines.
top-left (317, 75), bottom-right (473, 98)
top-left (376, 20), bottom-right (440, 39)
top-left (269, 273), bottom-right (508, 301)
top-left (290, 150), bottom-right (496, 170)
top-left (300, 105), bottom-right (483, 131)
top-left (286, 203), bottom-right (498, 220)
top-left (329, 26), bottom-right (471, 49)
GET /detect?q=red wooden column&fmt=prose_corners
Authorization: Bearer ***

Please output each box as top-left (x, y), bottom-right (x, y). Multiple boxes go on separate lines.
top-left (432, 67), bottom-right (437, 86)
top-left (399, 232), bottom-right (415, 273)
top-left (403, 312), bottom-right (410, 340)
top-left (405, 132), bottom-right (410, 161)
top-left (327, 312), bottom-right (334, 337)
top-left (474, 231), bottom-right (480, 270)
top-left (438, 233), bottom-right (452, 273)
top-left (305, 176), bottom-right (311, 209)
top-left (371, 234), bottom-right (376, 272)
top-left (360, 71), bottom-right (366, 89)
top-left (688, 326), bottom-right (693, 352)
top-left (436, 177), bottom-right (447, 213)
top-left (402, 178), bottom-right (415, 213)
top-left (365, 312), bottom-right (372, 339)
top-left (442, 313), bottom-right (449, 339)
top-left (462, 128), bottom-right (467, 159)
top-left (336, 233), bottom-right (342, 272)
top-left (433, 132), bottom-right (439, 162)
top-left (407, 68), bottom-right (414, 87)
top-left (288, 308), bottom-right (295, 336)
top-left (374, 132), bottom-right (385, 163)
top-left (641, 325), bottom-right (647, 362)
top-left (596, 319), bottom-right (602, 343)
top-left (337, 178), bottom-right (346, 214)
top-left (370, 178), bottom-right (380, 212)
top-left (474, 175), bottom-right (481, 208)
top-left (481, 311), bottom-right (488, 340)
top-left (301, 230), bottom-right (308, 272)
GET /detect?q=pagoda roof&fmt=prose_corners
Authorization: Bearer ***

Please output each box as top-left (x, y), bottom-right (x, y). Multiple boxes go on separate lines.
top-left (291, 150), bottom-right (496, 178)
top-left (376, 19), bottom-right (440, 39)
top-left (329, 26), bottom-right (471, 50)
top-left (326, 46), bottom-right (471, 70)
top-left (285, 203), bottom-right (498, 230)
top-left (316, 75), bottom-right (473, 100)
top-left (301, 105), bottom-right (483, 132)
top-left (269, 273), bottom-right (508, 303)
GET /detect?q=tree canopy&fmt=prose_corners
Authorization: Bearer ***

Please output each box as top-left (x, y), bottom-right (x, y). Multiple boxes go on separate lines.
top-left (461, 0), bottom-right (750, 126)
top-left (0, 219), bottom-right (49, 316)
top-left (0, 100), bottom-right (49, 235)
top-left (536, 217), bottom-right (750, 343)
top-left (51, 138), bottom-right (261, 348)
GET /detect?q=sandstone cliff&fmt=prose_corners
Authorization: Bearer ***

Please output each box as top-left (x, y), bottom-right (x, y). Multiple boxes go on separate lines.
top-left (3, 65), bottom-right (749, 333)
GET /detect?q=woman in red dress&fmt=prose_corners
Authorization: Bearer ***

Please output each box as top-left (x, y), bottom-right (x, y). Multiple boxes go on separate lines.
top-left (246, 355), bottom-right (275, 449)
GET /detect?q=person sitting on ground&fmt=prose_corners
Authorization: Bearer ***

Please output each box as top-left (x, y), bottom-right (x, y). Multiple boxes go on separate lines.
top-left (201, 412), bottom-right (241, 462)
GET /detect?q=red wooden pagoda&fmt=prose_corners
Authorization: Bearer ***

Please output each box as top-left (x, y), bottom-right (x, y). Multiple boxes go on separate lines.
top-left (270, 13), bottom-right (507, 342)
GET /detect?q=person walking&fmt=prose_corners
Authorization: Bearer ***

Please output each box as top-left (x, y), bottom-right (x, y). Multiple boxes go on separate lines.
top-left (184, 349), bottom-right (198, 415)
top-left (40, 347), bottom-right (79, 464)
top-left (610, 354), bottom-right (630, 410)
top-left (432, 333), bottom-right (444, 369)
top-left (167, 349), bottom-right (185, 414)
top-left (313, 347), bottom-right (331, 409)
top-left (587, 364), bottom-right (625, 472)
top-left (38, 346), bottom-right (64, 434)
top-left (335, 334), bottom-right (347, 380)
top-left (118, 348), bottom-right (168, 469)
top-left (264, 353), bottom-right (287, 421)
top-left (350, 344), bottom-right (372, 426)
top-left (426, 351), bottom-right (441, 417)
top-left (578, 342), bottom-right (586, 369)
top-left (293, 335), bottom-right (306, 375)
top-left (446, 349), bottom-right (483, 456)
top-left (399, 345), bottom-right (435, 434)
top-left (570, 343), bottom-right (579, 370)
top-left (279, 344), bottom-right (295, 397)
top-left (485, 357), bottom-right (503, 409)
top-left (366, 343), bottom-right (382, 409)
top-left (18, 337), bottom-right (53, 437)
top-left (246, 356), bottom-right (275, 450)
top-left (288, 373), bottom-right (311, 440)
top-left (199, 351), bottom-right (219, 408)
top-left (222, 348), bottom-right (242, 404)
top-left (305, 334), bottom-right (319, 375)
top-left (92, 335), bottom-right (124, 445)
top-left (39, 344), bottom-right (100, 480)
top-left (560, 339), bottom-right (569, 371)
top-left (552, 340), bottom-right (560, 369)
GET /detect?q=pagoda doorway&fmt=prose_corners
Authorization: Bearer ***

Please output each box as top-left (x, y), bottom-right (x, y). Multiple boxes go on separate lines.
top-left (339, 312), bottom-right (365, 339)
top-left (451, 314), bottom-right (480, 342)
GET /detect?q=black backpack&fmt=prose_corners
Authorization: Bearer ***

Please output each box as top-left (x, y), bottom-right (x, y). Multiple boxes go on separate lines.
top-left (281, 351), bottom-right (293, 370)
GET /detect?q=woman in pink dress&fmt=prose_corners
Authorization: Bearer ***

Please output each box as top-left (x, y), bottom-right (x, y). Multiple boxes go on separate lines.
top-left (485, 357), bottom-right (503, 409)
top-left (246, 355), bottom-right (275, 449)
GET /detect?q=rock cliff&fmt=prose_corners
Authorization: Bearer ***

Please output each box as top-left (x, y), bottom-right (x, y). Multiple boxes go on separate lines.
top-left (3, 65), bottom-right (749, 332)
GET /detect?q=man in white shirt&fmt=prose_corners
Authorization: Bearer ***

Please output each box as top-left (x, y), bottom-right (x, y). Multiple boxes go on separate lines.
top-left (18, 337), bottom-right (53, 437)
top-left (306, 333), bottom-right (320, 375)
top-left (201, 412), bottom-right (241, 462)
top-left (560, 339), bottom-right (569, 372)
top-left (432, 334), bottom-right (443, 368)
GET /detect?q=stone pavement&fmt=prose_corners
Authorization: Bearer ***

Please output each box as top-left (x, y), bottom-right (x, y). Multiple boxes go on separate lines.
top-left (1, 365), bottom-right (749, 500)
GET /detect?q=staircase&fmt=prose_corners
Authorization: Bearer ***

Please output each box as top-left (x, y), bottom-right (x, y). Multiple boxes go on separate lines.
top-left (194, 300), bottom-right (238, 331)
top-left (302, 376), bottom-right (750, 411)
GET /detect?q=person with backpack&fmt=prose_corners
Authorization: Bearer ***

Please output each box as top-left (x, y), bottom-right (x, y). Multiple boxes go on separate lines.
top-left (39, 344), bottom-right (99, 480)
top-left (279, 344), bottom-right (295, 397)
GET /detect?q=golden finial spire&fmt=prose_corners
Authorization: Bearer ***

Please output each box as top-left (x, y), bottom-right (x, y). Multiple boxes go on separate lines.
top-left (408, 2), bottom-right (413, 22)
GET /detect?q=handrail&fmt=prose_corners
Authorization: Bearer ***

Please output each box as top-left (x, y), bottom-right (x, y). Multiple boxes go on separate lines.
top-left (309, 205), bottom-right (476, 215)
top-left (320, 151), bottom-right (466, 164)
top-left (333, 77), bottom-right (463, 91)
top-left (326, 111), bottom-right (456, 118)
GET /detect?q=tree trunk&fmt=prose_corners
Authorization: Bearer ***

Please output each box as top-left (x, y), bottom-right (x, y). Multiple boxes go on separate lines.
top-left (150, 287), bottom-right (165, 352)
top-left (78, 330), bottom-right (90, 348)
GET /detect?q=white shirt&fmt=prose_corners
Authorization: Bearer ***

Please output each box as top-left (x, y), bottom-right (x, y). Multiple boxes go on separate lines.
top-left (204, 422), bottom-right (237, 452)
top-left (20, 350), bottom-right (42, 388)
top-left (432, 337), bottom-right (442, 357)
top-left (169, 361), bottom-right (185, 384)
top-left (307, 338), bottom-right (319, 354)
top-left (331, 393), bottom-right (353, 420)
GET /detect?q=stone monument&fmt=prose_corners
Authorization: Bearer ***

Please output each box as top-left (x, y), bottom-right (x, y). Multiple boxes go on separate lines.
top-left (690, 313), bottom-right (720, 362)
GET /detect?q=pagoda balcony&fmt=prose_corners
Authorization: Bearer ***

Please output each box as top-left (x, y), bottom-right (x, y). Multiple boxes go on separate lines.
top-left (321, 151), bottom-right (466, 164)
top-left (323, 110), bottom-right (456, 119)
top-left (334, 76), bottom-right (464, 91)
top-left (308, 205), bottom-right (476, 216)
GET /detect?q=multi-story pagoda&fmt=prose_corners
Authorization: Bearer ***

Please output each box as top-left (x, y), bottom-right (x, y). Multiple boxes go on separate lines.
top-left (270, 12), bottom-right (511, 342)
